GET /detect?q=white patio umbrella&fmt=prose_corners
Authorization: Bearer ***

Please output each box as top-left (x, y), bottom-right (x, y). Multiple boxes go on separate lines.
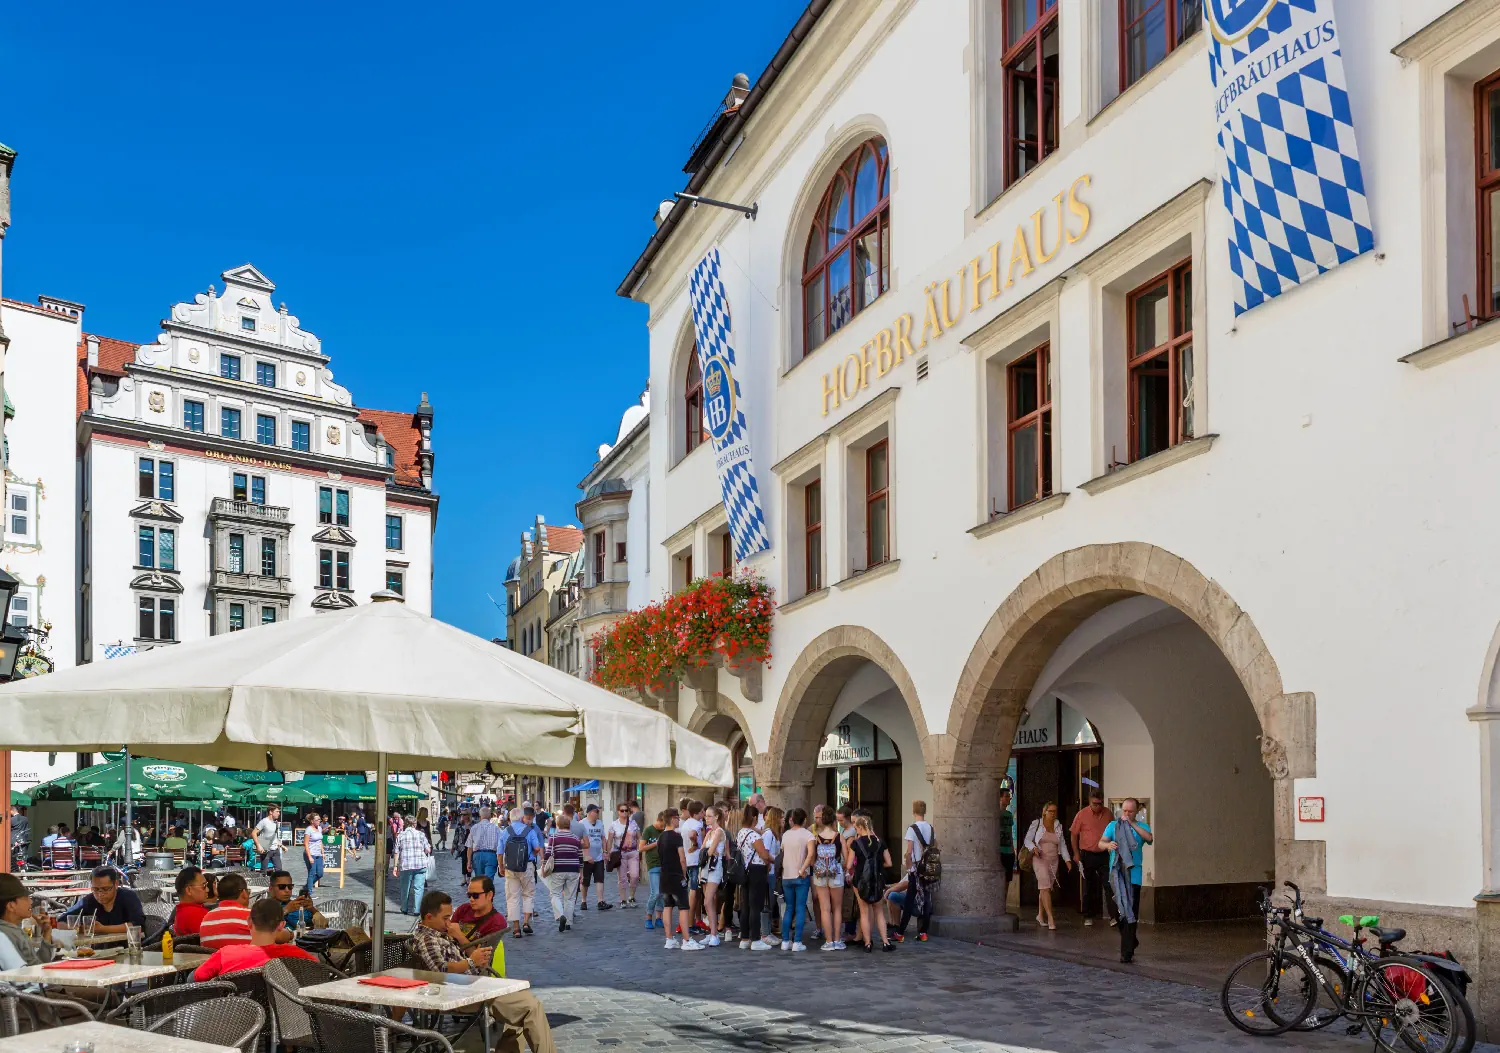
top-left (0, 594), bottom-right (733, 958)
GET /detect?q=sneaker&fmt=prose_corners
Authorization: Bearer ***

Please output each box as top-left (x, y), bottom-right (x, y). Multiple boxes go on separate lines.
top-left (681, 938), bottom-right (704, 951)
top-left (821, 940), bottom-right (839, 951)
top-left (892, 933), bottom-right (904, 943)
top-left (706, 935), bottom-right (721, 947)
top-left (559, 918), bottom-right (567, 933)
top-left (644, 918), bottom-right (654, 930)
top-left (750, 940), bottom-right (775, 951)
top-left (739, 939), bottom-right (751, 949)
top-left (1084, 918), bottom-right (1094, 927)
top-left (792, 942), bottom-right (807, 952)
top-left (598, 903), bottom-right (614, 911)
top-left (780, 940), bottom-right (791, 951)
top-left (579, 903), bottom-right (589, 911)
top-left (664, 938), bottom-right (680, 950)
top-left (917, 933), bottom-right (928, 942)
top-left (834, 941), bottom-right (847, 950)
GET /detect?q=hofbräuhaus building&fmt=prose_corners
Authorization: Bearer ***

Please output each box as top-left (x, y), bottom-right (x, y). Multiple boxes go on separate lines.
top-left (617, 0), bottom-right (1500, 1023)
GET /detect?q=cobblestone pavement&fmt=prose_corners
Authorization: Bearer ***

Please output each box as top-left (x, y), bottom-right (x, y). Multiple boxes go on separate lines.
top-left (310, 845), bottom-right (1463, 1053)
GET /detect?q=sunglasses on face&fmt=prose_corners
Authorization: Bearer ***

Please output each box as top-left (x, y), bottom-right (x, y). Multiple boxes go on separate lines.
top-left (467, 892), bottom-right (486, 899)
top-left (274, 883), bottom-right (294, 890)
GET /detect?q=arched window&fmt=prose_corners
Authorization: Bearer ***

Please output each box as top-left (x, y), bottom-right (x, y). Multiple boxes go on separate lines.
top-left (684, 347), bottom-right (706, 454)
top-left (802, 137), bottom-right (891, 358)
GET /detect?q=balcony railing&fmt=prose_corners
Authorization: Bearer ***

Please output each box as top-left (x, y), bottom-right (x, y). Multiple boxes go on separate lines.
top-left (211, 569), bottom-right (293, 596)
top-left (210, 497), bottom-right (291, 523)
top-left (580, 579), bottom-right (628, 619)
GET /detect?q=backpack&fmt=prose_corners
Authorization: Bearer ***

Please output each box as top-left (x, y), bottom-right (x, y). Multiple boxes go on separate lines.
top-left (854, 836), bottom-right (886, 903)
top-left (911, 823), bottom-right (942, 884)
top-left (503, 825), bottom-right (531, 873)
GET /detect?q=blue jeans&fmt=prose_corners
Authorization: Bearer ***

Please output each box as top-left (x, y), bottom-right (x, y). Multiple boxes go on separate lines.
top-left (472, 850), bottom-right (498, 880)
top-left (398, 868), bottom-right (427, 914)
top-left (306, 855), bottom-right (325, 887)
top-left (646, 866), bottom-right (662, 914)
top-left (781, 877), bottom-right (811, 944)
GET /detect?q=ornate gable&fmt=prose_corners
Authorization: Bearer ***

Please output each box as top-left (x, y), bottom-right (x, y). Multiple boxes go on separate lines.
top-left (130, 571), bottom-right (183, 594)
top-left (128, 500), bottom-right (185, 523)
top-left (312, 526), bottom-right (357, 546)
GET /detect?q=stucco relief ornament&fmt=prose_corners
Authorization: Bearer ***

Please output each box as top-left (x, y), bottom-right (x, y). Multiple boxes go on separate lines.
top-left (188, 348), bottom-right (200, 363)
top-left (326, 470), bottom-right (342, 481)
top-left (1259, 735), bottom-right (1290, 779)
top-left (296, 371), bottom-right (306, 387)
top-left (148, 392), bottom-right (165, 413)
top-left (147, 440), bottom-right (165, 452)
top-left (326, 426), bottom-right (341, 444)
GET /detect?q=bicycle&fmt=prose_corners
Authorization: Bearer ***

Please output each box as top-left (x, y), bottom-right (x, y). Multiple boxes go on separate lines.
top-left (1220, 892), bottom-right (1319, 1035)
top-left (1237, 882), bottom-right (1466, 1053)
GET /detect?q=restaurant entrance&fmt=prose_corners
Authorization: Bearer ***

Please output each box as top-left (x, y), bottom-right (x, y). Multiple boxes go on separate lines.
top-left (819, 711), bottom-right (903, 857)
top-left (1009, 697), bottom-right (1102, 913)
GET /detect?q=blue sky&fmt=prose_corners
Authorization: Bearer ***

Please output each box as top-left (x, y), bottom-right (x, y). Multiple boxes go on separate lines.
top-left (1, 2), bottom-right (805, 641)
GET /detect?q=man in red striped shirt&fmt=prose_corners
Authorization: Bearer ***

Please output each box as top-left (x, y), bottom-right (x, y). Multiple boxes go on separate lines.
top-left (194, 899), bottom-right (316, 981)
top-left (198, 873), bottom-right (253, 950)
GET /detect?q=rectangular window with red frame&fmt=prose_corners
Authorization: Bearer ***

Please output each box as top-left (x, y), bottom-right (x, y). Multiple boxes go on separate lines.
top-left (1127, 259), bottom-right (1194, 462)
top-left (805, 480), bottom-right (823, 594)
top-left (1120, 0), bottom-right (1203, 92)
top-left (721, 532), bottom-right (734, 576)
top-left (866, 441), bottom-right (890, 568)
top-left (1003, 0), bottom-right (1059, 189)
top-left (1007, 344), bottom-right (1052, 509)
top-left (1477, 69), bottom-right (1500, 320)
top-left (593, 531), bottom-right (606, 584)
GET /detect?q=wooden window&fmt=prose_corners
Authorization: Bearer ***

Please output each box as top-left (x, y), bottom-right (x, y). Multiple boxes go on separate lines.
top-left (684, 349), bottom-right (707, 454)
top-left (865, 441), bottom-right (890, 568)
top-left (721, 532), bottom-right (734, 576)
top-left (1007, 344), bottom-right (1052, 509)
top-left (805, 480), bottom-right (823, 594)
top-left (1126, 259), bottom-right (1194, 462)
top-left (1003, 0), bottom-right (1059, 189)
top-left (1120, 0), bottom-right (1202, 92)
top-left (593, 531), bottom-right (606, 584)
top-left (615, 540), bottom-right (627, 563)
top-left (1478, 69), bottom-right (1500, 320)
top-left (802, 138), bottom-right (891, 358)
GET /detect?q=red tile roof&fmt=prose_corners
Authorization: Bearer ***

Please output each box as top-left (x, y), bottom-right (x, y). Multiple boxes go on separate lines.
top-left (357, 408), bottom-right (425, 488)
top-left (76, 334), bottom-right (139, 416)
top-left (541, 525), bottom-right (585, 554)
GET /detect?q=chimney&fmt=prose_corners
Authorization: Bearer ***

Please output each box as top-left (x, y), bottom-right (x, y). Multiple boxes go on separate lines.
top-left (724, 72), bottom-right (750, 113)
top-left (85, 335), bottom-right (99, 368)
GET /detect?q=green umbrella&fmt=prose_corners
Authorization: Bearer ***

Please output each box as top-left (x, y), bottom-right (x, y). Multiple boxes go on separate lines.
top-left (293, 776), bottom-right (424, 802)
top-left (29, 757), bottom-right (247, 803)
top-left (234, 783), bottom-right (320, 806)
top-left (10, 790), bottom-right (30, 806)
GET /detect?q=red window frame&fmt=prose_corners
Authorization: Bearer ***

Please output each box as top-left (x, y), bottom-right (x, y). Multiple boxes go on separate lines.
top-left (802, 138), bottom-right (891, 359)
top-left (720, 532), bottom-right (734, 576)
top-left (865, 440), bottom-right (890, 568)
top-left (1120, 0), bottom-right (1203, 93)
top-left (1002, 0), bottom-right (1059, 190)
top-left (615, 540), bottom-right (627, 563)
top-left (805, 479), bottom-right (823, 594)
top-left (684, 349), bottom-right (706, 454)
top-left (592, 531), bottom-right (606, 584)
top-left (1476, 69), bottom-right (1500, 322)
top-left (1126, 259), bottom-right (1193, 462)
top-left (1006, 343), bottom-right (1052, 510)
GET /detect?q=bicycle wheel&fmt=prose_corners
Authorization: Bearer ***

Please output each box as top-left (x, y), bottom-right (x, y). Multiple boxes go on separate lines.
top-left (1220, 949), bottom-right (1318, 1035)
top-left (1292, 954), bottom-right (1350, 1031)
top-left (1359, 956), bottom-right (1462, 1053)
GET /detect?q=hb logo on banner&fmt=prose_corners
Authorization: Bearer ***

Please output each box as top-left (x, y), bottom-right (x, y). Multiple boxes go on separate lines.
top-left (687, 248), bottom-right (771, 562)
top-left (1207, 0), bottom-right (1375, 315)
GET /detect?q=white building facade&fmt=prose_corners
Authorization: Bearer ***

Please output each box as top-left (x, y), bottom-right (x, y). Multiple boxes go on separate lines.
top-left (620, 0), bottom-right (1500, 1021)
top-left (79, 265), bottom-right (437, 656)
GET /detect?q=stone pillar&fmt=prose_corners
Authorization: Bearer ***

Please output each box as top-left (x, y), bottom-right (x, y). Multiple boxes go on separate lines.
top-left (929, 765), bottom-right (1013, 939)
top-left (1471, 708), bottom-right (1500, 1040)
top-left (759, 780), bottom-right (813, 817)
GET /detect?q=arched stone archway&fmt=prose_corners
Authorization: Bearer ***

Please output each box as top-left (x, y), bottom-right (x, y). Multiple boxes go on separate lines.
top-left (928, 542), bottom-right (1318, 935)
top-left (760, 625), bottom-right (930, 814)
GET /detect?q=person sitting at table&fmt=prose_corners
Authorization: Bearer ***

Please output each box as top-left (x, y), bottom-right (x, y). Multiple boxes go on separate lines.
top-left (47, 824), bottom-right (74, 868)
top-left (172, 866), bottom-right (213, 938)
top-left (39, 825), bottom-right (57, 850)
top-left (199, 873), bottom-right (254, 949)
top-left (266, 871), bottom-right (326, 929)
top-left (61, 866), bottom-right (146, 935)
top-left (449, 875), bottom-right (507, 948)
top-left (162, 826), bottom-right (189, 855)
top-left (192, 899), bottom-right (317, 981)
top-left (412, 890), bottom-right (556, 1053)
top-left (0, 873), bottom-right (54, 966)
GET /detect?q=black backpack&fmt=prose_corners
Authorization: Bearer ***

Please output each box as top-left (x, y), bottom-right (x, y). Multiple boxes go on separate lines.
top-left (855, 836), bottom-right (886, 902)
top-left (503, 826), bottom-right (531, 872)
top-left (911, 824), bottom-right (942, 884)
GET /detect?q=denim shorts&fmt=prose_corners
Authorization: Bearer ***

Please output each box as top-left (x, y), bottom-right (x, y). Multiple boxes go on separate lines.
top-left (812, 871), bottom-right (844, 889)
top-left (686, 865), bottom-right (701, 891)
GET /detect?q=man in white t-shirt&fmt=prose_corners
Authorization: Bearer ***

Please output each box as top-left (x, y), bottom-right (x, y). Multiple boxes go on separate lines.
top-left (898, 800), bottom-right (936, 942)
top-left (678, 801), bottom-right (705, 934)
top-left (575, 805), bottom-right (611, 911)
top-left (253, 806), bottom-right (283, 871)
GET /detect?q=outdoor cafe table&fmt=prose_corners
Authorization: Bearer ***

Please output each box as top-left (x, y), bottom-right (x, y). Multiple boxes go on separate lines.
top-left (0, 950), bottom-right (210, 988)
top-left (300, 967), bottom-right (530, 1049)
top-left (0, 1020), bottom-right (237, 1052)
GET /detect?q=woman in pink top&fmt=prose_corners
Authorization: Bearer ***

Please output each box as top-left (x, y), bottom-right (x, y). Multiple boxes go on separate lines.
top-left (1023, 801), bottom-right (1071, 930)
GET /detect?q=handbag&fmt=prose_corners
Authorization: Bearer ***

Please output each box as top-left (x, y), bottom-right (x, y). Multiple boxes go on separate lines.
top-left (607, 848), bottom-right (622, 872)
top-left (1016, 820), bottom-right (1037, 872)
top-left (724, 831), bottom-right (749, 885)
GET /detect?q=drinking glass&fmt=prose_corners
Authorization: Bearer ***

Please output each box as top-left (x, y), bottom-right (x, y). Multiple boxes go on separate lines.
top-left (124, 924), bottom-right (142, 959)
top-left (76, 915), bottom-right (95, 943)
top-left (61, 1041), bottom-right (95, 1053)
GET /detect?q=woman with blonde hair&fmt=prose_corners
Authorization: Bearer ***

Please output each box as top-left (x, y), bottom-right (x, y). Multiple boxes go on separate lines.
top-left (700, 805), bottom-right (728, 946)
top-left (810, 805), bottom-right (845, 950)
top-left (844, 810), bottom-right (895, 952)
top-left (1023, 800), bottom-right (1071, 930)
top-left (735, 803), bottom-right (776, 949)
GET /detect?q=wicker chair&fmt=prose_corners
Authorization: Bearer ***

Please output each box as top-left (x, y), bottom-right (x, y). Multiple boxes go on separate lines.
top-left (140, 901), bottom-right (176, 947)
top-left (306, 999), bottom-right (454, 1053)
top-left (263, 957), bottom-right (347, 1050)
top-left (343, 934), bottom-right (412, 976)
top-left (0, 982), bottom-right (94, 1036)
top-left (316, 897), bottom-right (368, 931)
top-left (103, 979), bottom-right (236, 1030)
top-left (135, 885), bottom-right (165, 904)
top-left (225, 967), bottom-right (278, 1050)
top-left (149, 996), bottom-right (265, 1053)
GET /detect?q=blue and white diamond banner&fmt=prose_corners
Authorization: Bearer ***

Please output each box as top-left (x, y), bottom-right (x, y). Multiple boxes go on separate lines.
top-left (1208, 0), bottom-right (1374, 316)
top-left (687, 248), bottom-right (771, 561)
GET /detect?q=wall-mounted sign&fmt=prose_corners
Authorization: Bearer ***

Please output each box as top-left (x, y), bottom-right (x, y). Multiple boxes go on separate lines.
top-left (818, 712), bottom-right (897, 768)
top-left (1012, 704), bottom-right (1058, 751)
top-left (1206, 0), bottom-right (1373, 315)
top-left (819, 173), bottom-right (1093, 416)
top-left (1297, 796), bottom-right (1325, 822)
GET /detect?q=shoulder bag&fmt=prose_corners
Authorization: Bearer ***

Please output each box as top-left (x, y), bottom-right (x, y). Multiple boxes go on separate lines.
top-left (1016, 819), bottom-right (1037, 872)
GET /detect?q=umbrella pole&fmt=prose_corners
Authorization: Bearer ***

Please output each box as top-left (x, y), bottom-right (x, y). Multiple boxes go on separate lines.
top-left (372, 753), bottom-right (389, 968)
top-left (124, 748), bottom-right (132, 864)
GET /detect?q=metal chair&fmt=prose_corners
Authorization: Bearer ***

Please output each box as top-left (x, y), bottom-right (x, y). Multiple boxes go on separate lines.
top-left (225, 967), bottom-right (279, 1051)
top-left (103, 979), bottom-right (236, 1030)
top-left (316, 897), bottom-right (368, 931)
top-left (0, 981), bottom-right (95, 1035)
top-left (149, 995), bottom-right (265, 1053)
top-left (135, 885), bottom-right (165, 904)
top-left (306, 999), bottom-right (454, 1053)
top-left (263, 957), bottom-right (347, 1050)
top-left (343, 934), bottom-right (412, 976)
top-left (141, 903), bottom-right (176, 949)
